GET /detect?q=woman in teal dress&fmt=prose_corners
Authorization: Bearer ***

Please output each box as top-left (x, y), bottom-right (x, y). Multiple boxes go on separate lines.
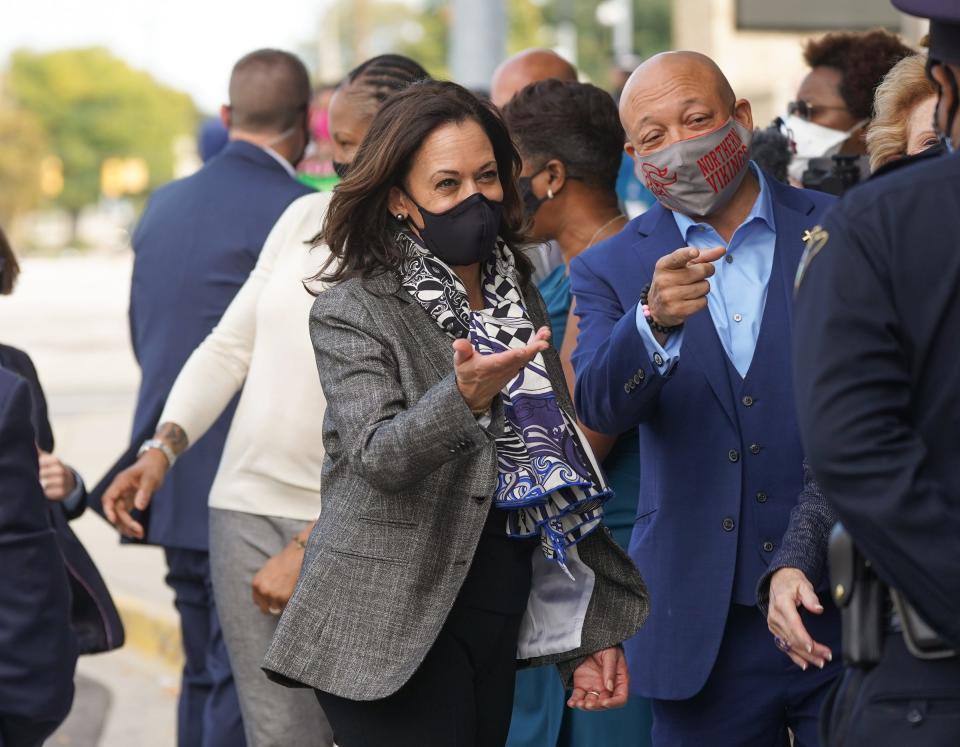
top-left (502, 80), bottom-right (653, 747)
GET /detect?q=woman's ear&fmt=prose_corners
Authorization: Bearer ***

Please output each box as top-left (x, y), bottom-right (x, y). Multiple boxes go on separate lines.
top-left (387, 186), bottom-right (409, 221)
top-left (545, 159), bottom-right (568, 197)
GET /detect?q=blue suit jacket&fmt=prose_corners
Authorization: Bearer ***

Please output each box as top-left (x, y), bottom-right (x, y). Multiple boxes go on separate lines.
top-left (569, 177), bottom-right (835, 699)
top-left (92, 141), bottom-right (314, 551)
top-left (0, 369), bottom-right (76, 745)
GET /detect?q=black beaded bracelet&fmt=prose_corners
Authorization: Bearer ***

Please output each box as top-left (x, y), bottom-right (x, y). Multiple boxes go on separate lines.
top-left (640, 284), bottom-right (684, 336)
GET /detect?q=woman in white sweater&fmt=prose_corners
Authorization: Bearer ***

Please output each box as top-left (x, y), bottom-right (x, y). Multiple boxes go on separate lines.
top-left (102, 54), bottom-right (431, 747)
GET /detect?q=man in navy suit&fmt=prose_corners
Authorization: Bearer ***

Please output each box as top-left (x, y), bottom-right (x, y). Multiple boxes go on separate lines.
top-left (96, 49), bottom-right (314, 746)
top-left (0, 368), bottom-right (76, 747)
top-left (570, 52), bottom-right (841, 745)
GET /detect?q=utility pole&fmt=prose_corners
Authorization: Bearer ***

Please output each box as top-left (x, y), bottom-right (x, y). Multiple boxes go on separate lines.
top-left (449, 0), bottom-right (506, 90)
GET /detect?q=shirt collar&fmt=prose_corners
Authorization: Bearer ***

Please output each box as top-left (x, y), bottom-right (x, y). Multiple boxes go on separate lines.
top-left (261, 145), bottom-right (297, 178)
top-left (672, 161), bottom-right (775, 243)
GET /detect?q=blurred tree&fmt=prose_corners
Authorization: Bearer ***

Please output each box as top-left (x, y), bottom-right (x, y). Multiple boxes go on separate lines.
top-left (314, 0), bottom-right (670, 91)
top-left (6, 47), bottom-right (198, 214)
top-left (543, 0), bottom-right (671, 86)
top-left (0, 102), bottom-right (47, 226)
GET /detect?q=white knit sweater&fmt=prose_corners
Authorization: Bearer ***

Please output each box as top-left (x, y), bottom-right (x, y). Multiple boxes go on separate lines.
top-left (160, 191), bottom-right (332, 520)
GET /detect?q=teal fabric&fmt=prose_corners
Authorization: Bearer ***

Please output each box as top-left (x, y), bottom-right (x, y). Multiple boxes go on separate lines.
top-left (506, 270), bottom-right (652, 747)
top-left (538, 264), bottom-right (571, 343)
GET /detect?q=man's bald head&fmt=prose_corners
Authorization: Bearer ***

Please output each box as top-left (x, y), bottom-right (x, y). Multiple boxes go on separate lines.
top-left (618, 50), bottom-right (750, 161)
top-left (227, 49), bottom-right (311, 134)
top-left (619, 51), bottom-right (736, 136)
top-left (490, 48), bottom-right (577, 109)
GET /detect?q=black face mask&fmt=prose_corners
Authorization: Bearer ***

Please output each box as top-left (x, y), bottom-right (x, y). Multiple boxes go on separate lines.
top-left (332, 160), bottom-right (349, 179)
top-left (406, 192), bottom-right (503, 266)
top-left (518, 173), bottom-right (545, 219)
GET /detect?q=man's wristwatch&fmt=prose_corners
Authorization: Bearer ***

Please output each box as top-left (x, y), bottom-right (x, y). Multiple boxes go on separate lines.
top-left (138, 438), bottom-right (178, 468)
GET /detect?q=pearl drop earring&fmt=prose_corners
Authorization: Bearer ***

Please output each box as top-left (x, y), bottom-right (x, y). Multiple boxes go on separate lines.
top-left (547, 188), bottom-right (554, 200)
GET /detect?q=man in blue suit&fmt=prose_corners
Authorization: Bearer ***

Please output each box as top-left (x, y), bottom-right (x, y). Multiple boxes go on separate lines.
top-left (570, 52), bottom-right (841, 745)
top-left (94, 49), bottom-right (314, 746)
top-left (0, 368), bottom-right (76, 747)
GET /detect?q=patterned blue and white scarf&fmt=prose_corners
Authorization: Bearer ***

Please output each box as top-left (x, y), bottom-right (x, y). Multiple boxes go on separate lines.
top-left (397, 232), bottom-right (612, 577)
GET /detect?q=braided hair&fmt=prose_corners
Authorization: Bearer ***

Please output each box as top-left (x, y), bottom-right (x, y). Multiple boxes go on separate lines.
top-left (340, 54), bottom-right (430, 118)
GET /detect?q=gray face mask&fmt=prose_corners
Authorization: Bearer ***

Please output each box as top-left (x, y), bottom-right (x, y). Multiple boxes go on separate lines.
top-left (634, 118), bottom-right (753, 217)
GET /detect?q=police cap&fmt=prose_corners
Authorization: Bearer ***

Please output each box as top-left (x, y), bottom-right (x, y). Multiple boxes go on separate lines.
top-left (893, 0), bottom-right (960, 62)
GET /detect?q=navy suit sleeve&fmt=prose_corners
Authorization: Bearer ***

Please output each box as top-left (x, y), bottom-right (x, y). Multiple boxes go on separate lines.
top-left (570, 253), bottom-right (671, 434)
top-left (793, 208), bottom-right (960, 646)
top-left (0, 374), bottom-right (76, 739)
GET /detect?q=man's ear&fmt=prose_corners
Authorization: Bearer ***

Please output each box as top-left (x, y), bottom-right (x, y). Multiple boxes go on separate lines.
top-left (624, 140), bottom-right (637, 158)
top-left (220, 104), bottom-right (232, 131)
top-left (733, 98), bottom-right (754, 132)
top-left (930, 63), bottom-right (955, 137)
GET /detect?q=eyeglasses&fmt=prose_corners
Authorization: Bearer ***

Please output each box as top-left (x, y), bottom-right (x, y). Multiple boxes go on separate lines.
top-left (787, 100), bottom-right (849, 121)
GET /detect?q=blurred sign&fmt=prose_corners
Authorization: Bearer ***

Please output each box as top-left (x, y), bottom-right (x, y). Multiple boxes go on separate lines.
top-left (736, 0), bottom-right (901, 31)
top-left (101, 157), bottom-right (149, 198)
top-left (39, 156), bottom-right (64, 198)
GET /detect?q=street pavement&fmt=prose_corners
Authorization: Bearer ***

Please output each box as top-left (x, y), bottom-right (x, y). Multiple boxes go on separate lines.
top-left (0, 252), bottom-right (179, 744)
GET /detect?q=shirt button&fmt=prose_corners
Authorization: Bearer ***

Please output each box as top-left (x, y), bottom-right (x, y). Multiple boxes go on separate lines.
top-left (742, 395), bottom-right (754, 407)
top-left (722, 517), bottom-right (736, 531)
top-left (724, 254), bottom-right (733, 264)
top-left (653, 353), bottom-right (664, 367)
top-left (756, 491), bottom-right (768, 503)
top-left (762, 540), bottom-right (775, 552)
top-left (733, 313), bottom-right (743, 323)
top-left (728, 449), bottom-right (740, 463)
top-left (750, 443), bottom-right (761, 455)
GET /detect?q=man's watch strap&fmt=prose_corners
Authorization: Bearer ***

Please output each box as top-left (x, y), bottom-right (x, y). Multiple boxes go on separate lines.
top-left (138, 438), bottom-right (178, 468)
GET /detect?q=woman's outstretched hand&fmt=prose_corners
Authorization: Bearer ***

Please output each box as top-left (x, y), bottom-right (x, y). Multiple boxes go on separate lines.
top-left (567, 646), bottom-right (630, 710)
top-left (453, 326), bottom-right (550, 413)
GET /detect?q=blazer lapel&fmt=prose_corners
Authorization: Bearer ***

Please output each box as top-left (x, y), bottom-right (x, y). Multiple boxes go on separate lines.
top-left (633, 205), bottom-right (738, 429)
top-left (769, 183), bottom-right (818, 330)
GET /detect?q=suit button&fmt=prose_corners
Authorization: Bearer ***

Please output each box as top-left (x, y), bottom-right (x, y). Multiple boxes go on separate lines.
top-left (762, 540), bottom-right (775, 552)
top-left (624, 382), bottom-right (631, 393)
top-left (722, 517), bottom-right (736, 531)
top-left (750, 443), bottom-right (761, 455)
top-left (473, 495), bottom-right (487, 504)
top-left (756, 491), bottom-right (768, 503)
top-left (742, 395), bottom-right (754, 407)
top-left (728, 449), bottom-right (740, 463)
top-left (633, 372), bottom-right (642, 385)
top-left (637, 369), bottom-right (645, 381)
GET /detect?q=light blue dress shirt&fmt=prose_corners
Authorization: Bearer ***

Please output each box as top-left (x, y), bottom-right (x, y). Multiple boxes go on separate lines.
top-left (635, 163), bottom-right (776, 379)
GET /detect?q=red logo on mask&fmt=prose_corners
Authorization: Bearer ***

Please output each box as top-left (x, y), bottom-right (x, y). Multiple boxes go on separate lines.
top-left (695, 129), bottom-right (748, 194)
top-left (641, 162), bottom-right (677, 198)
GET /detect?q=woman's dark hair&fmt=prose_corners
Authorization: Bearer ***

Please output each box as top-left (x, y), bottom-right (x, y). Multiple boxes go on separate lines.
top-left (0, 226), bottom-right (20, 295)
top-left (502, 79), bottom-right (626, 192)
top-left (803, 29), bottom-right (914, 121)
top-left (338, 54), bottom-right (431, 120)
top-left (316, 80), bottom-right (531, 286)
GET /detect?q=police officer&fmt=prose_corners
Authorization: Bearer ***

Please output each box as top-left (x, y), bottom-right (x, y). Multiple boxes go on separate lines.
top-left (792, 1), bottom-right (960, 744)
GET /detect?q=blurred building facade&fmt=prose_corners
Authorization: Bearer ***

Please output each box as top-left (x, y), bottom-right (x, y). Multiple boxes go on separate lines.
top-left (672, 0), bottom-right (929, 126)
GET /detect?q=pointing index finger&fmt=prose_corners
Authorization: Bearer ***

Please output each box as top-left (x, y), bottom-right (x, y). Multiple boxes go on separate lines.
top-left (688, 246), bottom-right (726, 265)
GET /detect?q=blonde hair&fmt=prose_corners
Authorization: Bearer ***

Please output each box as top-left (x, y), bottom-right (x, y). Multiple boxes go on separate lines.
top-left (867, 54), bottom-right (937, 172)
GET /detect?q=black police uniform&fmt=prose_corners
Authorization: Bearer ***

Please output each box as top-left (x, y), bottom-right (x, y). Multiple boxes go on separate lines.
top-left (792, 64), bottom-right (960, 747)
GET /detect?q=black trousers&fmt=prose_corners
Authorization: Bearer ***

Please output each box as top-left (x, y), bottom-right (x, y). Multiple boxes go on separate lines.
top-left (315, 601), bottom-right (524, 747)
top-left (821, 633), bottom-right (960, 746)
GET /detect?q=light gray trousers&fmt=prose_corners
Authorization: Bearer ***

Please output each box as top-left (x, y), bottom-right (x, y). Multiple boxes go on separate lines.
top-left (209, 507), bottom-right (334, 747)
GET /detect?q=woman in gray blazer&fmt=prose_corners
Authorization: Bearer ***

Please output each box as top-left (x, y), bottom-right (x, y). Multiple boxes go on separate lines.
top-left (263, 80), bottom-right (648, 746)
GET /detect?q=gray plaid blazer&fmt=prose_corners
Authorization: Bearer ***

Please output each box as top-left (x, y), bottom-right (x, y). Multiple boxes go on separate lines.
top-left (263, 269), bottom-right (649, 701)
